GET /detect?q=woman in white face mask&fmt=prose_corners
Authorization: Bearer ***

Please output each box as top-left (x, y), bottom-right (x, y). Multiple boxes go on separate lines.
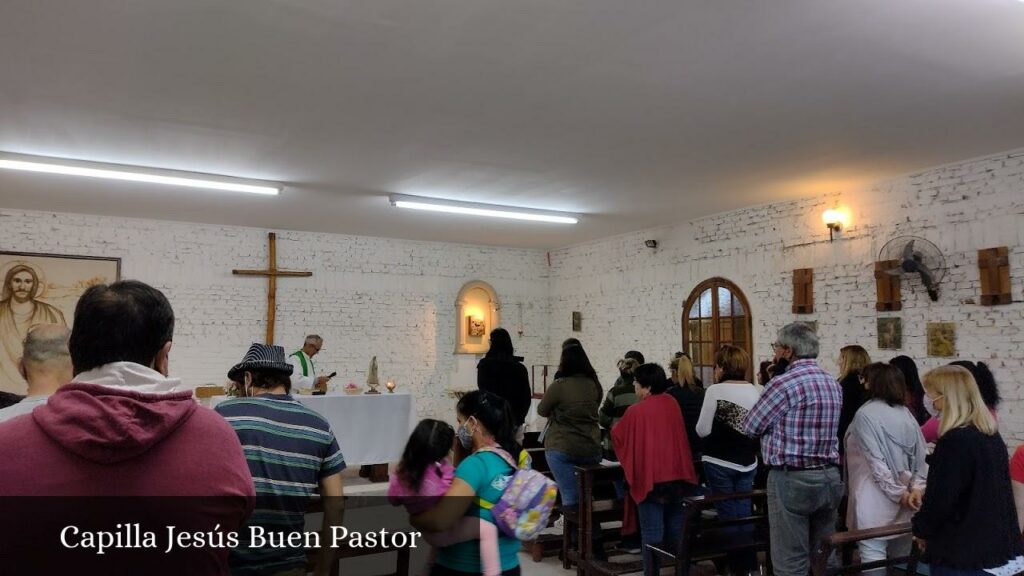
top-left (920, 361), bottom-right (1000, 443)
top-left (911, 366), bottom-right (1023, 576)
top-left (411, 390), bottom-right (527, 576)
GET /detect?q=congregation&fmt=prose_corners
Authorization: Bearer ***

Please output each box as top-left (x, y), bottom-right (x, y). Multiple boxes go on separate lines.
top-left (1, 279), bottom-right (1023, 576)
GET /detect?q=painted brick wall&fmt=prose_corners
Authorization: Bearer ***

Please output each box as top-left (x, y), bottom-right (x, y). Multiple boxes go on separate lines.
top-left (549, 148), bottom-right (1024, 444)
top-left (0, 209), bottom-right (551, 420)
top-left (3, 147), bottom-right (1023, 441)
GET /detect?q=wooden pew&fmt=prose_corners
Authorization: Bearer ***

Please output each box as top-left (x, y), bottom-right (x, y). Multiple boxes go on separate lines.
top-left (811, 522), bottom-right (921, 576)
top-left (646, 490), bottom-right (771, 576)
top-left (571, 463), bottom-right (641, 575)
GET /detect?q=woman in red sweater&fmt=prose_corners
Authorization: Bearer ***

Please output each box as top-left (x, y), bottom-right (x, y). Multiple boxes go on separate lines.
top-left (612, 363), bottom-right (698, 576)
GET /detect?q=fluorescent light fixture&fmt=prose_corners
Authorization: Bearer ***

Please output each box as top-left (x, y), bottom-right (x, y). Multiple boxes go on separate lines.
top-left (390, 194), bottom-right (578, 224)
top-left (0, 153), bottom-right (281, 196)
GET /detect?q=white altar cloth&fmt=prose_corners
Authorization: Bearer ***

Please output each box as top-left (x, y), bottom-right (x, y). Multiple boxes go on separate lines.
top-left (212, 392), bottom-right (416, 466)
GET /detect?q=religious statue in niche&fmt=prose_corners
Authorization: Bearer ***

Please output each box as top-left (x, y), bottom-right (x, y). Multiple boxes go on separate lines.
top-left (0, 252), bottom-right (120, 394)
top-left (455, 280), bottom-right (500, 355)
top-left (877, 318), bottom-right (902, 350)
top-left (468, 317), bottom-right (486, 337)
top-left (927, 322), bottom-right (956, 358)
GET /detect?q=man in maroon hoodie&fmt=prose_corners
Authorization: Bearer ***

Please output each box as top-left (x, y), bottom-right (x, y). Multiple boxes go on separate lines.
top-left (0, 280), bottom-right (254, 575)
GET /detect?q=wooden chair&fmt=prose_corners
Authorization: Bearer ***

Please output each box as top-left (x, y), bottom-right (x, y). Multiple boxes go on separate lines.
top-left (571, 463), bottom-right (641, 576)
top-left (193, 385), bottom-right (225, 407)
top-left (811, 522), bottom-right (921, 576)
top-left (646, 490), bottom-right (771, 576)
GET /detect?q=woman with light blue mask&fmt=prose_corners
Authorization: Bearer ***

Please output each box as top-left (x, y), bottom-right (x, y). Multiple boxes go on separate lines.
top-left (411, 390), bottom-right (527, 576)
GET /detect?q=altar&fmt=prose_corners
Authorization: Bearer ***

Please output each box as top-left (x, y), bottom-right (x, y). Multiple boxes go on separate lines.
top-left (211, 392), bottom-right (416, 469)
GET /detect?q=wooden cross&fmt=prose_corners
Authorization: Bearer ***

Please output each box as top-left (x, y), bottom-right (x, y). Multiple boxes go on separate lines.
top-left (233, 232), bottom-right (312, 345)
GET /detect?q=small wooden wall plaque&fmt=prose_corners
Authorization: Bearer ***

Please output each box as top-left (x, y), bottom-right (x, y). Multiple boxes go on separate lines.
top-left (874, 260), bottom-right (902, 311)
top-left (978, 247), bottom-right (1011, 306)
top-left (792, 268), bottom-right (814, 314)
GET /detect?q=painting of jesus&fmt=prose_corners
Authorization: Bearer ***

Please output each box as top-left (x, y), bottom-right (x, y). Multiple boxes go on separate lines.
top-left (0, 252), bottom-right (120, 394)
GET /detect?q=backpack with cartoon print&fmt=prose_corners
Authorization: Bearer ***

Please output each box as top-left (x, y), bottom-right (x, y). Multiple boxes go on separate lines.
top-left (476, 448), bottom-right (558, 541)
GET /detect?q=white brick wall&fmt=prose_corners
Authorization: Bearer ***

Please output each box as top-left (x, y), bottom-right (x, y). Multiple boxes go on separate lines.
top-left (0, 210), bottom-right (551, 420)
top-left (549, 148), bottom-right (1024, 443)
top-left (3, 147), bottom-right (1023, 442)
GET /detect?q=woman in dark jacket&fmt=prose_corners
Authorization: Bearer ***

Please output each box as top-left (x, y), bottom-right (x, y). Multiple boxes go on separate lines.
top-left (921, 360), bottom-right (1001, 443)
top-left (537, 343), bottom-right (605, 558)
top-left (665, 352), bottom-right (705, 456)
top-left (836, 345), bottom-right (871, 451)
top-left (476, 328), bottom-right (532, 432)
top-left (912, 365), bottom-right (1023, 576)
top-left (891, 355), bottom-right (929, 425)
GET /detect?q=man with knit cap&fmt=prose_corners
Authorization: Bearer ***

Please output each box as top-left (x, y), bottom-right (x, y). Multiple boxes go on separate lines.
top-left (0, 280), bottom-right (254, 575)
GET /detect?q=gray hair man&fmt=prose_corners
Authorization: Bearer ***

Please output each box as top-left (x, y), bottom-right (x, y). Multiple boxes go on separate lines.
top-left (288, 334), bottom-right (332, 392)
top-left (742, 323), bottom-right (843, 576)
top-left (0, 323), bottom-right (71, 423)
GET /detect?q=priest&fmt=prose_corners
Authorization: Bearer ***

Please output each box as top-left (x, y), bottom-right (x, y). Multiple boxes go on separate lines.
top-left (288, 334), bottom-right (330, 393)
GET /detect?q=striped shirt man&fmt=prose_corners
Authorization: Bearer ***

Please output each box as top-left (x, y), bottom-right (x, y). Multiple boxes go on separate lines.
top-left (216, 394), bottom-right (346, 575)
top-left (741, 358), bottom-right (841, 468)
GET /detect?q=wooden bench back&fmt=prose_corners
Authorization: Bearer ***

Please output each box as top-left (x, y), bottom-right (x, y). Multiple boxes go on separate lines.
top-left (522, 431), bottom-right (552, 474)
top-left (573, 463), bottom-right (645, 575)
top-left (642, 489), bottom-right (770, 575)
top-left (811, 522), bottom-right (921, 576)
top-left (193, 385), bottom-right (224, 399)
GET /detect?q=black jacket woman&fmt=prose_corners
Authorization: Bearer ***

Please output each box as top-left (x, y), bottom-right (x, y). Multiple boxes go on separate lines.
top-left (912, 365), bottom-right (1023, 576)
top-left (477, 328), bottom-right (532, 431)
top-left (836, 345), bottom-right (871, 452)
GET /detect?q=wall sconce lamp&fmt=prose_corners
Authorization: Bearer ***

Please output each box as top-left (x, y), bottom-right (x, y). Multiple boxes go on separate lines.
top-left (822, 208), bottom-right (848, 242)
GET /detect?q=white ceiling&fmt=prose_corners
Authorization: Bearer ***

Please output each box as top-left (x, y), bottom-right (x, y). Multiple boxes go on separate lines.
top-left (1, 0), bottom-right (1023, 249)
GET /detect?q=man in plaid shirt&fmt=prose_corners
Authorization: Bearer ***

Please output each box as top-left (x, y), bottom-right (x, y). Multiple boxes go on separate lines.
top-left (743, 323), bottom-right (843, 576)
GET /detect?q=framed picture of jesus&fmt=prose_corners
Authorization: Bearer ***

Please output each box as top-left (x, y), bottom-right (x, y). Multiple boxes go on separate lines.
top-left (0, 251), bottom-right (121, 394)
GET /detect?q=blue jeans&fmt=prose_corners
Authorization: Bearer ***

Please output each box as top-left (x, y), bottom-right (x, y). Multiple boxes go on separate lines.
top-left (704, 461), bottom-right (758, 574)
top-left (638, 488), bottom-right (687, 576)
top-left (545, 450), bottom-right (601, 507)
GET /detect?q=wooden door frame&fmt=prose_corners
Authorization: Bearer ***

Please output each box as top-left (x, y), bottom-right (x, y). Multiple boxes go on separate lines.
top-left (681, 277), bottom-right (755, 381)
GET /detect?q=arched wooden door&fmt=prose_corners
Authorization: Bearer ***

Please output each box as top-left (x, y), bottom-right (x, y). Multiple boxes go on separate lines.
top-left (682, 278), bottom-right (754, 383)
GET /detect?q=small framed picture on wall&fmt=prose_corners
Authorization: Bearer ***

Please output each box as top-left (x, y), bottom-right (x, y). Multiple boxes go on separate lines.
top-left (572, 311), bottom-right (582, 332)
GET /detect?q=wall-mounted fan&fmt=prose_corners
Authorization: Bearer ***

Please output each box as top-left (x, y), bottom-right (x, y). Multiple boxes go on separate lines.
top-left (878, 236), bottom-right (947, 302)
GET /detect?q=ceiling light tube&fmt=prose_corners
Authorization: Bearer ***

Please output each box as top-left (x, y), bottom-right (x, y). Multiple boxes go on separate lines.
top-left (0, 153), bottom-right (281, 196)
top-left (390, 194), bottom-right (578, 224)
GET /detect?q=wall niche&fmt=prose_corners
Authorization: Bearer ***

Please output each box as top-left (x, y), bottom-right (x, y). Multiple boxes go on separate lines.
top-left (455, 280), bottom-right (501, 354)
